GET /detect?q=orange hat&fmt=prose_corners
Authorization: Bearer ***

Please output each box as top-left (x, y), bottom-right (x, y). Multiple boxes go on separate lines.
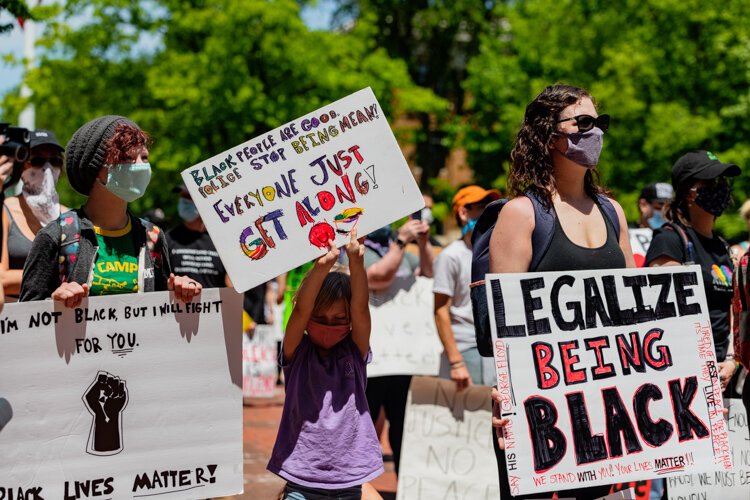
top-left (452, 186), bottom-right (501, 213)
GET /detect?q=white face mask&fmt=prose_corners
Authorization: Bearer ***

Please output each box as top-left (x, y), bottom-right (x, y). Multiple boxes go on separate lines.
top-left (21, 163), bottom-right (61, 226)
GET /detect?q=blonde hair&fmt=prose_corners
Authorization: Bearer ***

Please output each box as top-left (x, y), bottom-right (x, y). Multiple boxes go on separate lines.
top-left (740, 200), bottom-right (750, 221)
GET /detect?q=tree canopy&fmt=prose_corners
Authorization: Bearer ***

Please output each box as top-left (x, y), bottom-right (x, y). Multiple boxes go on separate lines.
top-left (2, 0), bottom-right (444, 214)
top-left (0, 0), bottom-right (33, 35)
top-left (3, 0), bottom-right (750, 237)
top-left (338, 0), bottom-right (750, 237)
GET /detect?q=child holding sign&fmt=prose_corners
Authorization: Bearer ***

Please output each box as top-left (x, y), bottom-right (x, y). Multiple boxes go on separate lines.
top-left (267, 230), bottom-right (383, 499)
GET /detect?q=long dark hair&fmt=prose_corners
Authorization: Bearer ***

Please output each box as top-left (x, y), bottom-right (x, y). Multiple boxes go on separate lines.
top-left (665, 182), bottom-right (692, 226)
top-left (508, 84), bottom-right (607, 207)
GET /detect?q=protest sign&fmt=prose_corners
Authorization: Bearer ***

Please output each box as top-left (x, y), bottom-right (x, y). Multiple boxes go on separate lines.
top-left (486, 266), bottom-right (731, 496)
top-left (629, 228), bottom-right (653, 268)
top-left (368, 276), bottom-right (442, 377)
top-left (181, 87), bottom-right (424, 292)
top-left (667, 399), bottom-right (750, 500)
top-left (397, 377), bottom-right (500, 500)
top-left (242, 324), bottom-right (278, 398)
top-left (0, 289), bottom-right (243, 499)
top-left (611, 481), bottom-right (650, 500)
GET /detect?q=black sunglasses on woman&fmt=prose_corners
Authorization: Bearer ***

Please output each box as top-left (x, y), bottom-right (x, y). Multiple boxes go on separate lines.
top-left (556, 114), bottom-right (610, 133)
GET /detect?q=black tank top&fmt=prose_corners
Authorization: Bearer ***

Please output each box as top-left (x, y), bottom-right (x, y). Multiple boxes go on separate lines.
top-left (4, 205), bottom-right (33, 271)
top-left (534, 200), bottom-right (625, 272)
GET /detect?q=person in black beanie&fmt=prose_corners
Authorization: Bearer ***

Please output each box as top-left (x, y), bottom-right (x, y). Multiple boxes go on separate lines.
top-left (19, 115), bottom-right (202, 305)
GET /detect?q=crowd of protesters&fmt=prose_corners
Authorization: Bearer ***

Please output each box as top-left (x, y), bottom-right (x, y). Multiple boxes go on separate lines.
top-left (1, 82), bottom-right (749, 500)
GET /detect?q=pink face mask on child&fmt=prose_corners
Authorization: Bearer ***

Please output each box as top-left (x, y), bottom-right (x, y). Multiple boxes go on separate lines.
top-left (306, 320), bottom-right (350, 349)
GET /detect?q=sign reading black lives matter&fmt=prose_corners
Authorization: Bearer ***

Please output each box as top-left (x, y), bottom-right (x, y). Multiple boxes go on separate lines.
top-left (182, 87), bottom-right (424, 293)
top-left (485, 266), bottom-right (731, 496)
top-left (0, 289), bottom-right (243, 499)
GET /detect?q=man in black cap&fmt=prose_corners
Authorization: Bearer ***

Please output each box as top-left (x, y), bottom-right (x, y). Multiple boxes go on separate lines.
top-left (636, 182), bottom-right (673, 229)
top-left (166, 183), bottom-right (229, 289)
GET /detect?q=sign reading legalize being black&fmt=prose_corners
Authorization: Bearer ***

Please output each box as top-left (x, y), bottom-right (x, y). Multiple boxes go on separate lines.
top-left (485, 266), bottom-right (731, 496)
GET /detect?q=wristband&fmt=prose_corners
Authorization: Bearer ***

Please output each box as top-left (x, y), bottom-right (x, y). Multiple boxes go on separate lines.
top-left (395, 238), bottom-right (407, 249)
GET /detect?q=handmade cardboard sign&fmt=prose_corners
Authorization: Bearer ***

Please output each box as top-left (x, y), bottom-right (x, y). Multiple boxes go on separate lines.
top-left (368, 276), bottom-right (442, 377)
top-left (397, 377), bottom-right (500, 499)
top-left (0, 289), bottom-right (243, 499)
top-left (667, 399), bottom-right (750, 500)
top-left (629, 228), bottom-right (653, 268)
top-left (485, 266), bottom-right (731, 495)
top-left (181, 88), bottom-right (424, 292)
top-left (242, 324), bottom-right (277, 398)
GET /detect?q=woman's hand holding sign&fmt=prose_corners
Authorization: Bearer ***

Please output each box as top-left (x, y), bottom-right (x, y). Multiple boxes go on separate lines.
top-left (52, 282), bottom-right (89, 308)
top-left (491, 387), bottom-right (510, 449)
top-left (168, 274), bottom-right (202, 303)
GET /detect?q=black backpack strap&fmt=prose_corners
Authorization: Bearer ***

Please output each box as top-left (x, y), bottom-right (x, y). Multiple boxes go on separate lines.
top-left (525, 190), bottom-right (556, 272)
top-left (662, 222), bottom-right (694, 264)
top-left (470, 198), bottom-right (507, 286)
top-left (595, 194), bottom-right (621, 242)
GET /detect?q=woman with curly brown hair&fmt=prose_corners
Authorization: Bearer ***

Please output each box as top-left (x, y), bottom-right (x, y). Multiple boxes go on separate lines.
top-left (488, 84), bottom-right (634, 499)
top-left (20, 115), bottom-right (201, 304)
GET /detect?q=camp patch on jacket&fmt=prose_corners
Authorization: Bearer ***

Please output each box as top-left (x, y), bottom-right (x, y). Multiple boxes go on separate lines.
top-left (90, 220), bottom-right (139, 296)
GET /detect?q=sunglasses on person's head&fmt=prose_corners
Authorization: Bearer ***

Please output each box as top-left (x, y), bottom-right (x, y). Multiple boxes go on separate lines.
top-left (556, 114), bottom-right (610, 133)
top-left (28, 156), bottom-right (63, 168)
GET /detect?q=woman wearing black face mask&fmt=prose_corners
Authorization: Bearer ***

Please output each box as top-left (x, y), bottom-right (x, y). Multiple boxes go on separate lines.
top-left (646, 151), bottom-right (740, 390)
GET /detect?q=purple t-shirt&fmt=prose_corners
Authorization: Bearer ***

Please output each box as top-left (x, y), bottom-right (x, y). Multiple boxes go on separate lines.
top-left (267, 335), bottom-right (384, 488)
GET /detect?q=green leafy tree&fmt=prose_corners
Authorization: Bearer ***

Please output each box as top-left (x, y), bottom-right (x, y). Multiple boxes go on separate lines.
top-left (2, 0), bottom-right (440, 217)
top-left (0, 0), bottom-right (33, 35)
top-left (334, 0), bottom-right (490, 188)
top-left (462, 0), bottom-right (750, 237)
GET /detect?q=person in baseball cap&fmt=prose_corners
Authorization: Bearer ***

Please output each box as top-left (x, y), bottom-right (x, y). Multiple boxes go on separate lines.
top-left (1, 129), bottom-right (68, 299)
top-left (29, 129), bottom-right (64, 152)
top-left (646, 150), bottom-right (742, 395)
top-left (433, 185), bottom-right (502, 393)
top-left (452, 185), bottom-right (501, 236)
top-left (637, 182), bottom-right (673, 229)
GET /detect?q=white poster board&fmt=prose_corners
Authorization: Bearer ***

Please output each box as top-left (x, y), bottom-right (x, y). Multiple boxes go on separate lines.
top-left (397, 377), bottom-right (500, 499)
top-left (0, 289), bottom-right (243, 499)
top-left (242, 324), bottom-right (278, 398)
top-left (486, 266), bottom-right (731, 496)
top-left (368, 276), bottom-right (442, 377)
top-left (181, 88), bottom-right (424, 292)
top-left (629, 228), bottom-right (653, 268)
top-left (667, 399), bottom-right (750, 500)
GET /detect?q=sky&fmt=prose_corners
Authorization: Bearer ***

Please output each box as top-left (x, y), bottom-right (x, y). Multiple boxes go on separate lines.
top-left (0, 0), bottom-right (336, 117)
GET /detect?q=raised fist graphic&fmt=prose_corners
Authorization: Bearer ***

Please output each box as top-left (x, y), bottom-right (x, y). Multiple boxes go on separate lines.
top-left (83, 371), bottom-right (128, 455)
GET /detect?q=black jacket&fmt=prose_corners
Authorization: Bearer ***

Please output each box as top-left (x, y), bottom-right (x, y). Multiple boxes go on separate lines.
top-left (19, 209), bottom-right (172, 301)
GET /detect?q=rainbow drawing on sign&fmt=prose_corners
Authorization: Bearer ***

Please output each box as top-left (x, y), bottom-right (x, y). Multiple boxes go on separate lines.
top-left (334, 207), bottom-right (363, 235)
top-left (240, 233), bottom-right (268, 261)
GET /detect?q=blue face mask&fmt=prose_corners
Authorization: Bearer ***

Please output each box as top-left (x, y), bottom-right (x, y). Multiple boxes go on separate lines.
top-left (178, 198), bottom-right (200, 222)
top-left (461, 218), bottom-right (478, 237)
top-left (647, 210), bottom-right (665, 230)
top-left (100, 162), bottom-right (152, 202)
